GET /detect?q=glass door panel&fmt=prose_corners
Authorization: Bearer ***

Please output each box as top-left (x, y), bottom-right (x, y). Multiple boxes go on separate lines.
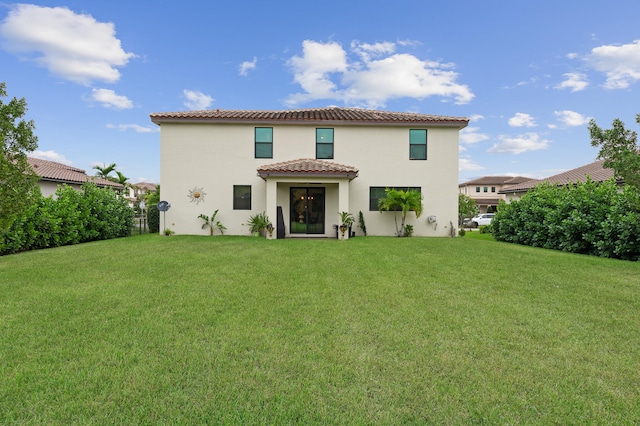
top-left (290, 187), bottom-right (325, 234)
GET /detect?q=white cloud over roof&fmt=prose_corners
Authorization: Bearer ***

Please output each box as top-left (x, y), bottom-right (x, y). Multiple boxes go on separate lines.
top-left (0, 4), bottom-right (134, 85)
top-left (183, 90), bottom-right (214, 110)
top-left (91, 88), bottom-right (133, 109)
top-left (488, 133), bottom-right (550, 154)
top-left (586, 39), bottom-right (640, 89)
top-left (286, 39), bottom-right (473, 107)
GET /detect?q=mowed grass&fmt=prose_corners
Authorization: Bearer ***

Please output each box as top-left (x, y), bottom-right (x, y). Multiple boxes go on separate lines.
top-left (1, 234), bottom-right (639, 424)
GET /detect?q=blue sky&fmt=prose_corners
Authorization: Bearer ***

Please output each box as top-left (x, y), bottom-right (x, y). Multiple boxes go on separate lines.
top-left (1, 1), bottom-right (639, 184)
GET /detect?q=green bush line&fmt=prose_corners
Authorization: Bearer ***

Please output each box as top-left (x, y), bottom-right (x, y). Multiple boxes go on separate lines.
top-left (492, 178), bottom-right (640, 260)
top-left (0, 182), bottom-right (134, 255)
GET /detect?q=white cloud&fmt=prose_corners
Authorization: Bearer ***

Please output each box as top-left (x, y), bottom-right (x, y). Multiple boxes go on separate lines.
top-left (459, 126), bottom-right (489, 144)
top-left (183, 90), bottom-right (213, 110)
top-left (554, 110), bottom-right (591, 127)
top-left (488, 133), bottom-right (550, 154)
top-left (586, 39), bottom-right (640, 89)
top-left (91, 88), bottom-right (133, 109)
top-left (106, 123), bottom-right (159, 133)
top-left (567, 52), bottom-right (579, 60)
top-left (0, 4), bottom-right (135, 85)
top-left (459, 158), bottom-right (485, 171)
top-left (286, 39), bottom-right (473, 107)
top-left (239, 57), bottom-right (257, 76)
top-left (555, 72), bottom-right (589, 92)
top-left (31, 150), bottom-right (72, 165)
top-left (508, 113), bottom-right (537, 127)
top-left (469, 114), bottom-right (485, 122)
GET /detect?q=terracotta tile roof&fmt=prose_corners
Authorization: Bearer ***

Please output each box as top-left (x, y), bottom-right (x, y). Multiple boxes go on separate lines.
top-left (460, 175), bottom-right (532, 186)
top-left (150, 106), bottom-right (469, 128)
top-left (500, 160), bottom-right (616, 193)
top-left (27, 157), bottom-right (123, 189)
top-left (257, 158), bottom-right (358, 179)
top-left (133, 182), bottom-right (157, 191)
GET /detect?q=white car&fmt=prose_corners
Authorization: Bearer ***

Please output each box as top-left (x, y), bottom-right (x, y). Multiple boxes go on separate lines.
top-left (471, 213), bottom-right (495, 228)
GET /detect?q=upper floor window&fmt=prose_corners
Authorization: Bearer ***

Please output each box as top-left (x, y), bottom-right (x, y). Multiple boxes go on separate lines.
top-left (475, 186), bottom-right (480, 193)
top-left (491, 187), bottom-right (496, 193)
top-left (484, 187), bottom-right (488, 192)
top-left (316, 128), bottom-right (334, 159)
top-left (409, 129), bottom-right (427, 160)
top-left (255, 127), bottom-right (273, 158)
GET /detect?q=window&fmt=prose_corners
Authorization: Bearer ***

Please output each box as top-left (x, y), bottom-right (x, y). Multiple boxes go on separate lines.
top-left (491, 187), bottom-right (496, 193)
top-left (316, 128), bottom-right (334, 159)
top-left (475, 186), bottom-right (480, 193)
top-left (369, 186), bottom-right (421, 211)
top-left (409, 129), bottom-right (427, 160)
top-left (233, 185), bottom-right (251, 210)
top-left (255, 127), bottom-right (273, 158)
top-left (484, 187), bottom-right (488, 192)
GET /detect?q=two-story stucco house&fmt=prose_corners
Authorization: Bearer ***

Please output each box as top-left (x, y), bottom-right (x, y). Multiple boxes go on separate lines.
top-left (150, 107), bottom-right (468, 238)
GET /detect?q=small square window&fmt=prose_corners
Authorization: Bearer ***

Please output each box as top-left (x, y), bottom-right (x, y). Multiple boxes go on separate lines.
top-left (484, 187), bottom-right (488, 192)
top-left (475, 186), bottom-right (480, 192)
top-left (491, 187), bottom-right (496, 193)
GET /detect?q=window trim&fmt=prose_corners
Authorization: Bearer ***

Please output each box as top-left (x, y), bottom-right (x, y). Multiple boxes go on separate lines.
top-left (316, 128), bottom-right (334, 159)
top-left (255, 127), bottom-right (273, 159)
top-left (409, 129), bottom-right (427, 160)
top-left (233, 185), bottom-right (252, 210)
top-left (369, 186), bottom-right (421, 211)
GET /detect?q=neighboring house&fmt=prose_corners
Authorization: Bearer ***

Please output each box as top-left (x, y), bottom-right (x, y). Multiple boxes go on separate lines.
top-left (458, 175), bottom-right (531, 213)
top-left (500, 160), bottom-right (617, 201)
top-left (150, 107), bottom-right (469, 238)
top-left (27, 157), bottom-right (123, 197)
top-left (127, 182), bottom-right (158, 206)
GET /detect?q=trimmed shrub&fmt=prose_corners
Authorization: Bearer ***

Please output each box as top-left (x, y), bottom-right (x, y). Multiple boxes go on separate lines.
top-left (492, 179), bottom-right (640, 260)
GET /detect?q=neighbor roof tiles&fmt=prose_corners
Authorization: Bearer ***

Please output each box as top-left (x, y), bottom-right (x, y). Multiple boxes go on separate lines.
top-left (28, 157), bottom-right (123, 189)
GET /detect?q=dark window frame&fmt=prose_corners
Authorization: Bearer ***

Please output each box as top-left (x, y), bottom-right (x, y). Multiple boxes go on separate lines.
top-left (233, 185), bottom-right (252, 210)
top-left (409, 129), bottom-right (427, 160)
top-left (255, 127), bottom-right (273, 159)
top-left (369, 186), bottom-right (421, 211)
top-left (316, 128), bottom-right (334, 159)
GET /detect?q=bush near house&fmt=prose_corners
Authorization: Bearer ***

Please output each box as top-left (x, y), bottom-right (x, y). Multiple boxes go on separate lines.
top-left (491, 178), bottom-right (640, 261)
top-left (0, 182), bottom-right (134, 255)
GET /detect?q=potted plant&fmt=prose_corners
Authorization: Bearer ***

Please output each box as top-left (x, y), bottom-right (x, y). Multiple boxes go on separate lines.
top-left (247, 212), bottom-right (270, 236)
top-left (338, 211), bottom-right (354, 239)
top-left (266, 223), bottom-right (274, 238)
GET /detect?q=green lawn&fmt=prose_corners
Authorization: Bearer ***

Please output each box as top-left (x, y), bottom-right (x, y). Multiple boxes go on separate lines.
top-left (1, 235), bottom-right (639, 424)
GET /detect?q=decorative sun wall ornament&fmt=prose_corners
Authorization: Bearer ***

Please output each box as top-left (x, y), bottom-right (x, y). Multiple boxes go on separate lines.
top-left (188, 186), bottom-right (206, 204)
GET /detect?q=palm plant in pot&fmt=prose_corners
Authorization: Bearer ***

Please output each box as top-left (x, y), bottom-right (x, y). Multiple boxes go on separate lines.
top-left (338, 211), bottom-right (354, 238)
top-left (247, 212), bottom-right (270, 237)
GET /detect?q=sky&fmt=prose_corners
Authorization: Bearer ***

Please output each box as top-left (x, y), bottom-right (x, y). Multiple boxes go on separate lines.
top-left (1, 1), bottom-right (639, 184)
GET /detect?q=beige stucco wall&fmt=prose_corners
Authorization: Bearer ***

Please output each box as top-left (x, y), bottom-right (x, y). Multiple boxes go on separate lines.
top-left (159, 122), bottom-right (460, 237)
top-left (38, 181), bottom-right (83, 198)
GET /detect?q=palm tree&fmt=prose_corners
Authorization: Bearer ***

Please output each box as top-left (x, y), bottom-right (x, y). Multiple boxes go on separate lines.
top-left (378, 188), bottom-right (423, 237)
top-left (93, 163), bottom-right (117, 180)
top-left (114, 171), bottom-right (129, 186)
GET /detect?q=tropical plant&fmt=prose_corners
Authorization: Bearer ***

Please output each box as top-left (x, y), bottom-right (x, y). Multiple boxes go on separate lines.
top-left (339, 211), bottom-right (354, 226)
top-left (145, 185), bottom-right (160, 233)
top-left (377, 188), bottom-right (423, 237)
top-left (357, 211), bottom-right (367, 236)
top-left (92, 163), bottom-right (117, 180)
top-left (198, 209), bottom-right (226, 236)
top-left (247, 212), bottom-right (270, 235)
top-left (403, 224), bottom-right (414, 237)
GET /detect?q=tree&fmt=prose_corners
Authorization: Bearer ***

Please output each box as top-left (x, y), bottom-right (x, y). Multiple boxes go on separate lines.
top-left (589, 114), bottom-right (640, 189)
top-left (0, 82), bottom-right (39, 233)
top-left (458, 193), bottom-right (479, 225)
top-left (378, 188), bottom-right (423, 237)
top-left (93, 163), bottom-right (117, 180)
